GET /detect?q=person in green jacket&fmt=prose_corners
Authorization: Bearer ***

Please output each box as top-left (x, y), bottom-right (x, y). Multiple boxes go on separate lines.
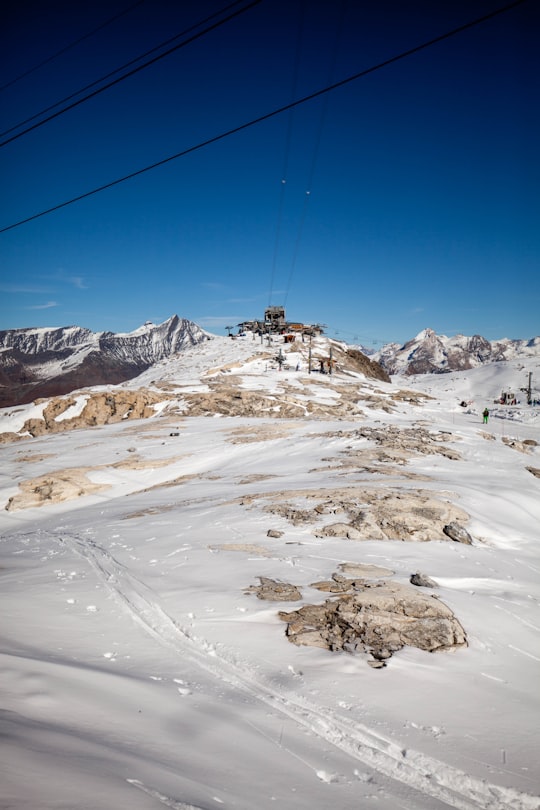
top-left (483, 408), bottom-right (489, 424)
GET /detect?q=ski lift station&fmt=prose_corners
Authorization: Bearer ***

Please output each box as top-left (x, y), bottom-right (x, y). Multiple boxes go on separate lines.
top-left (237, 307), bottom-right (324, 337)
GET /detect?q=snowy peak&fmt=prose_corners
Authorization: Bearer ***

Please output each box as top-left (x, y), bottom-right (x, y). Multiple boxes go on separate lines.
top-left (0, 316), bottom-right (210, 407)
top-left (97, 315), bottom-right (209, 364)
top-left (374, 329), bottom-right (539, 375)
top-left (0, 325), bottom-right (95, 354)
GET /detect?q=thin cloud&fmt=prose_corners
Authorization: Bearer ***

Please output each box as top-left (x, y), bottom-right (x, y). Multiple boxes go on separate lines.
top-left (38, 271), bottom-right (88, 289)
top-left (68, 276), bottom-right (88, 289)
top-left (26, 301), bottom-right (58, 310)
top-left (201, 282), bottom-right (227, 291)
top-left (0, 284), bottom-right (49, 294)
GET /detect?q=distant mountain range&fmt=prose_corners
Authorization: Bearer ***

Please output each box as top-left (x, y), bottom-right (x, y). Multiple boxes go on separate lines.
top-left (371, 329), bottom-right (540, 376)
top-left (0, 315), bottom-right (209, 407)
top-left (1, 318), bottom-right (538, 409)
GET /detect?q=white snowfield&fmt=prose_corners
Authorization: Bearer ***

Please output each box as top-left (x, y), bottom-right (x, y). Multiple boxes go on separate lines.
top-left (1, 335), bottom-right (539, 810)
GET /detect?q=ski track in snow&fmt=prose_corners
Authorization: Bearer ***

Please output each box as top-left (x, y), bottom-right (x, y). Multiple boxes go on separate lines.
top-left (47, 529), bottom-right (539, 810)
top-left (126, 779), bottom-right (209, 809)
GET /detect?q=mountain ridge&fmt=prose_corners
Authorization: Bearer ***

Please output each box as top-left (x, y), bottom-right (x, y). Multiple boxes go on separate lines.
top-left (372, 327), bottom-right (540, 375)
top-left (2, 317), bottom-right (538, 409)
top-left (0, 315), bottom-right (210, 407)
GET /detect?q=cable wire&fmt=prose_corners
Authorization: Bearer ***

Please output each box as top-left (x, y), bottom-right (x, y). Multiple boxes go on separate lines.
top-left (268, 0), bottom-right (305, 307)
top-left (0, 0), bottom-right (148, 94)
top-left (0, 0), bottom-right (262, 148)
top-left (283, 0), bottom-right (346, 309)
top-left (0, 0), bottom-right (527, 235)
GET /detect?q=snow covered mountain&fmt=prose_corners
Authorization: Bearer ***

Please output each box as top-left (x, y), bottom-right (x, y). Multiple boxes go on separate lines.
top-left (0, 332), bottom-right (392, 441)
top-left (373, 328), bottom-right (540, 375)
top-left (1, 332), bottom-right (539, 810)
top-left (0, 315), bottom-right (210, 407)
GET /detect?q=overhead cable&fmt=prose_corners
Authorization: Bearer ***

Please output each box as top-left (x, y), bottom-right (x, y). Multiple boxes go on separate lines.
top-left (268, 0), bottom-right (306, 308)
top-left (0, 0), bottom-right (149, 94)
top-left (283, 0), bottom-right (346, 309)
top-left (0, 0), bottom-right (262, 147)
top-left (0, 0), bottom-right (527, 234)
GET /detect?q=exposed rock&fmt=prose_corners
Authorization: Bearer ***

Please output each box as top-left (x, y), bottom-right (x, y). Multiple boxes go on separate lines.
top-left (392, 389), bottom-right (433, 404)
top-left (316, 425), bottom-right (460, 476)
top-left (502, 436), bottom-right (533, 454)
top-left (246, 577), bottom-right (302, 601)
top-left (279, 579), bottom-right (467, 665)
top-left (183, 385), bottom-right (370, 420)
top-left (314, 500), bottom-right (345, 515)
top-left (314, 523), bottom-right (364, 540)
top-left (185, 388), bottom-right (305, 418)
top-left (238, 474), bottom-right (276, 485)
top-left (310, 575), bottom-right (360, 593)
top-left (5, 468), bottom-right (107, 511)
top-left (0, 431), bottom-right (25, 444)
top-left (410, 572), bottom-right (438, 588)
top-left (264, 503), bottom-right (315, 525)
top-left (227, 423), bottom-right (297, 444)
top-left (351, 425), bottom-right (461, 460)
top-left (338, 562), bottom-right (394, 578)
top-left (257, 487), bottom-right (470, 542)
top-left (4, 450), bottom-right (187, 511)
top-left (443, 522), bottom-right (473, 545)
top-left (341, 348), bottom-right (391, 382)
top-left (267, 529), bottom-right (284, 538)
top-left (17, 389), bottom-right (168, 439)
top-left (209, 543), bottom-right (270, 556)
top-left (526, 466), bottom-right (540, 479)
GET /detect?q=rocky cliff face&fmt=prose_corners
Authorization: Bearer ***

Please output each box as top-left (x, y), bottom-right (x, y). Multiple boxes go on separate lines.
top-left (374, 329), bottom-right (539, 376)
top-left (0, 316), bottom-right (210, 407)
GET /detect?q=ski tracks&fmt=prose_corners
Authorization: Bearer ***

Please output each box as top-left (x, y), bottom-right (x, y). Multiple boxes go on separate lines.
top-left (53, 530), bottom-right (538, 810)
top-left (126, 779), bottom-right (210, 810)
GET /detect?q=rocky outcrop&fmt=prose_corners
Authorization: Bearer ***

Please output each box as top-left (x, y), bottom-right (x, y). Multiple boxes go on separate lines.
top-left (502, 436), bottom-right (536, 454)
top-left (245, 577), bottom-right (303, 601)
top-left (259, 487), bottom-right (470, 542)
top-left (5, 468), bottom-right (107, 511)
top-left (279, 579), bottom-right (467, 666)
top-left (19, 389), bottom-right (167, 438)
top-left (338, 347), bottom-right (390, 383)
top-left (442, 522), bottom-right (473, 545)
top-left (245, 565), bottom-right (465, 666)
top-left (410, 572), bottom-right (438, 588)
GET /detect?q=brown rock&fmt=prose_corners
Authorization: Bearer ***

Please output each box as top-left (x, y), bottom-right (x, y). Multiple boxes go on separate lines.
top-left (246, 577), bottom-right (302, 602)
top-left (443, 522), bottom-right (473, 545)
top-left (279, 579), bottom-right (467, 665)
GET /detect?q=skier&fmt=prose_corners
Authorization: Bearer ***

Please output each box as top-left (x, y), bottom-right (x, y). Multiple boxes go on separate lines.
top-left (482, 408), bottom-right (489, 424)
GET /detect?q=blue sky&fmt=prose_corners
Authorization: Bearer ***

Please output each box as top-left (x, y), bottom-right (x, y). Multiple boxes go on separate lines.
top-left (1, 0), bottom-right (538, 347)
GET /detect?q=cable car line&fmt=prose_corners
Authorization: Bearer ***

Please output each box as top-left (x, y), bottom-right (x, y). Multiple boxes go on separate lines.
top-left (0, 0), bottom-right (262, 147)
top-left (282, 1), bottom-right (345, 309)
top-left (0, 0), bottom-right (149, 94)
top-left (0, 0), bottom-right (526, 234)
top-left (268, 0), bottom-right (305, 309)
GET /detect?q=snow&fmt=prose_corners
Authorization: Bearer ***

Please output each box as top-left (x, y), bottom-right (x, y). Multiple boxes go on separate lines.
top-left (54, 395), bottom-right (89, 422)
top-left (1, 337), bottom-right (539, 810)
top-left (0, 400), bottom-right (47, 434)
